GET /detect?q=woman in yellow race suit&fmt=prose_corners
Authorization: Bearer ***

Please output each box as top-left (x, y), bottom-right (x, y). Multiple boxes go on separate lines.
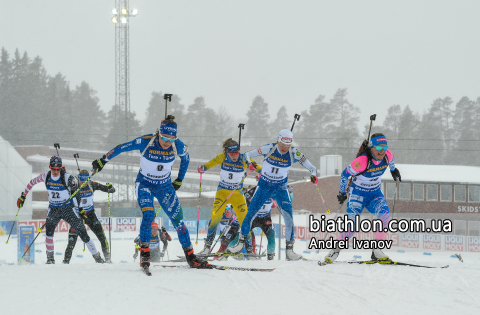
top-left (197, 138), bottom-right (260, 255)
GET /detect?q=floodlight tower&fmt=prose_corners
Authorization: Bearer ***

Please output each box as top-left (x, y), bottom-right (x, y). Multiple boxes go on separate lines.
top-left (111, 1), bottom-right (138, 202)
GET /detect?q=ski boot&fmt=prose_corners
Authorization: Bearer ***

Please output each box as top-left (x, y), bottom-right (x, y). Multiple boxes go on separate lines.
top-left (93, 253), bottom-right (105, 263)
top-left (371, 248), bottom-right (392, 263)
top-left (104, 252), bottom-right (112, 264)
top-left (319, 244), bottom-right (341, 266)
top-left (139, 242), bottom-right (151, 274)
top-left (267, 253), bottom-right (275, 261)
top-left (197, 240), bottom-right (212, 256)
top-left (225, 234), bottom-right (246, 254)
top-left (285, 240), bottom-right (303, 261)
top-left (63, 244), bottom-right (74, 264)
top-left (183, 246), bottom-right (214, 269)
top-left (46, 251), bottom-right (55, 264)
top-left (62, 259), bottom-right (70, 264)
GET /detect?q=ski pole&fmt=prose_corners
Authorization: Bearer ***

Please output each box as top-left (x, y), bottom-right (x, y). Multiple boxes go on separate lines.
top-left (5, 207), bottom-right (21, 244)
top-left (209, 215), bottom-right (237, 253)
top-left (108, 188), bottom-right (111, 256)
top-left (20, 175), bottom-right (94, 260)
top-left (83, 219), bottom-right (86, 252)
top-left (391, 179), bottom-right (399, 219)
top-left (290, 114), bottom-right (301, 131)
top-left (259, 231), bottom-right (264, 255)
top-left (195, 173), bottom-right (202, 245)
top-left (315, 185), bottom-right (331, 214)
top-left (213, 169), bottom-right (254, 215)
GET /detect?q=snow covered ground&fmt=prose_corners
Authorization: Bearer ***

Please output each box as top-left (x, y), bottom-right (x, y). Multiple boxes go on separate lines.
top-left (1, 230), bottom-right (480, 315)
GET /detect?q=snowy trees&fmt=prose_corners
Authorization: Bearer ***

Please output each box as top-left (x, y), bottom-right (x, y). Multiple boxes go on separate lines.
top-left (2, 47), bottom-right (480, 167)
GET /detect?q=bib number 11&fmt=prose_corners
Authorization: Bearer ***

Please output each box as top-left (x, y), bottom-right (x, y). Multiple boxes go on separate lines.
top-left (271, 167), bottom-right (279, 174)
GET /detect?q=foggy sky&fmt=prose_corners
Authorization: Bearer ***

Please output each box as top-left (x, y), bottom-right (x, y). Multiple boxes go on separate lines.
top-left (2, 0), bottom-right (480, 131)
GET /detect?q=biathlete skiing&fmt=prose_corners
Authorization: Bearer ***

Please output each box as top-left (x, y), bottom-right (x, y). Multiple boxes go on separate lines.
top-left (91, 115), bottom-right (212, 274)
top-left (197, 138), bottom-right (261, 255)
top-left (320, 133), bottom-right (401, 265)
top-left (17, 156), bottom-right (104, 264)
top-left (226, 129), bottom-right (318, 261)
top-left (63, 169), bottom-right (116, 264)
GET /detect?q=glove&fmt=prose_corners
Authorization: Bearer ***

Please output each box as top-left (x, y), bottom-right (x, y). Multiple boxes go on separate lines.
top-left (162, 228), bottom-right (172, 241)
top-left (79, 207), bottom-right (88, 220)
top-left (197, 166), bottom-right (205, 174)
top-left (172, 178), bottom-right (183, 191)
top-left (92, 155), bottom-right (107, 173)
top-left (106, 183), bottom-right (116, 193)
top-left (255, 173), bottom-right (261, 181)
top-left (391, 168), bottom-right (401, 182)
top-left (160, 250), bottom-right (165, 258)
top-left (248, 161), bottom-right (258, 171)
top-left (337, 192), bottom-right (348, 204)
top-left (17, 192), bottom-right (26, 208)
top-left (311, 175), bottom-right (319, 185)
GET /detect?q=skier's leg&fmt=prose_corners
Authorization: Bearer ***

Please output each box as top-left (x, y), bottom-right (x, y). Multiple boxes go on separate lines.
top-left (227, 187), bottom-right (270, 253)
top-left (62, 205), bottom-right (103, 263)
top-left (45, 207), bottom-right (62, 264)
top-left (274, 189), bottom-right (301, 261)
top-left (366, 190), bottom-right (391, 261)
top-left (323, 187), bottom-right (367, 264)
top-left (63, 226), bottom-right (78, 264)
top-left (136, 182), bottom-right (155, 268)
top-left (202, 189), bottom-right (230, 253)
top-left (156, 185), bottom-right (211, 269)
top-left (88, 210), bottom-right (110, 261)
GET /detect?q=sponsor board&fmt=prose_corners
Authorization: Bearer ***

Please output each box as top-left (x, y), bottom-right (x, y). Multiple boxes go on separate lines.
top-left (17, 225), bottom-right (35, 264)
top-left (116, 218), bottom-right (136, 231)
top-left (401, 233), bottom-right (419, 248)
top-left (423, 234), bottom-right (441, 250)
top-left (444, 235), bottom-right (464, 251)
top-left (18, 220), bottom-right (70, 233)
top-left (467, 236), bottom-right (480, 252)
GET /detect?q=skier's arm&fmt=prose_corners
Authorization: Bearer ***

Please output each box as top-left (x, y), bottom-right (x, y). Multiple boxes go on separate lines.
top-left (22, 172), bottom-right (47, 196)
top-left (104, 136), bottom-right (149, 162)
top-left (175, 139), bottom-right (190, 180)
top-left (291, 147), bottom-right (317, 176)
top-left (91, 181), bottom-right (115, 193)
top-left (339, 156), bottom-right (369, 193)
top-left (201, 153), bottom-right (226, 171)
top-left (386, 150), bottom-right (396, 171)
top-left (244, 143), bottom-right (274, 161)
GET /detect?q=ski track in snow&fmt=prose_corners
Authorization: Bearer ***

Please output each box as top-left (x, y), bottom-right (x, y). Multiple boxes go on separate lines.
top-left (1, 231), bottom-right (480, 315)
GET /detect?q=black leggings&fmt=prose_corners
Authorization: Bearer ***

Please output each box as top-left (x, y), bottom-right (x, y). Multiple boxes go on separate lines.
top-left (46, 204), bottom-right (90, 243)
top-left (64, 209), bottom-right (109, 260)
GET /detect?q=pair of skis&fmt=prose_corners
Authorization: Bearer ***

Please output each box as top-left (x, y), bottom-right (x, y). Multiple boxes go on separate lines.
top-left (154, 265), bottom-right (275, 272)
top-left (320, 259), bottom-right (449, 269)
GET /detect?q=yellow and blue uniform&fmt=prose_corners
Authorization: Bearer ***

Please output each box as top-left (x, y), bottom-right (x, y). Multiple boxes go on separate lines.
top-left (203, 153), bottom-right (260, 245)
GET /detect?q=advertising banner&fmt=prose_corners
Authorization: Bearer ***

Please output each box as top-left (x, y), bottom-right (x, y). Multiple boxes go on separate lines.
top-left (17, 225), bottom-right (35, 264)
top-left (444, 235), bottom-right (464, 251)
top-left (467, 236), bottom-right (480, 252)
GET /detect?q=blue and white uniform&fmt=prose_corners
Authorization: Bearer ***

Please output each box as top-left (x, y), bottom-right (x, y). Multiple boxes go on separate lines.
top-left (103, 134), bottom-right (191, 247)
top-left (242, 143), bottom-right (317, 241)
top-left (339, 135), bottom-right (396, 240)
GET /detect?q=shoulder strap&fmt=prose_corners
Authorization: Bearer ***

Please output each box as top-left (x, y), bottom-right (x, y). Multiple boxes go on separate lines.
top-left (263, 144), bottom-right (278, 162)
top-left (353, 154), bottom-right (373, 179)
top-left (45, 171), bottom-right (51, 186)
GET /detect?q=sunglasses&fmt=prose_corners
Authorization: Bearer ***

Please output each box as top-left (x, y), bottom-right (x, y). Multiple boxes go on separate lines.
top-left (161, 136), bottom-right (176, 143)
top-left (374, 145), bottom-right (388, 151)
top-left (227, 151), bottom-right (240, 156)
top-left (50, 167), bottom-right (62, 171)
